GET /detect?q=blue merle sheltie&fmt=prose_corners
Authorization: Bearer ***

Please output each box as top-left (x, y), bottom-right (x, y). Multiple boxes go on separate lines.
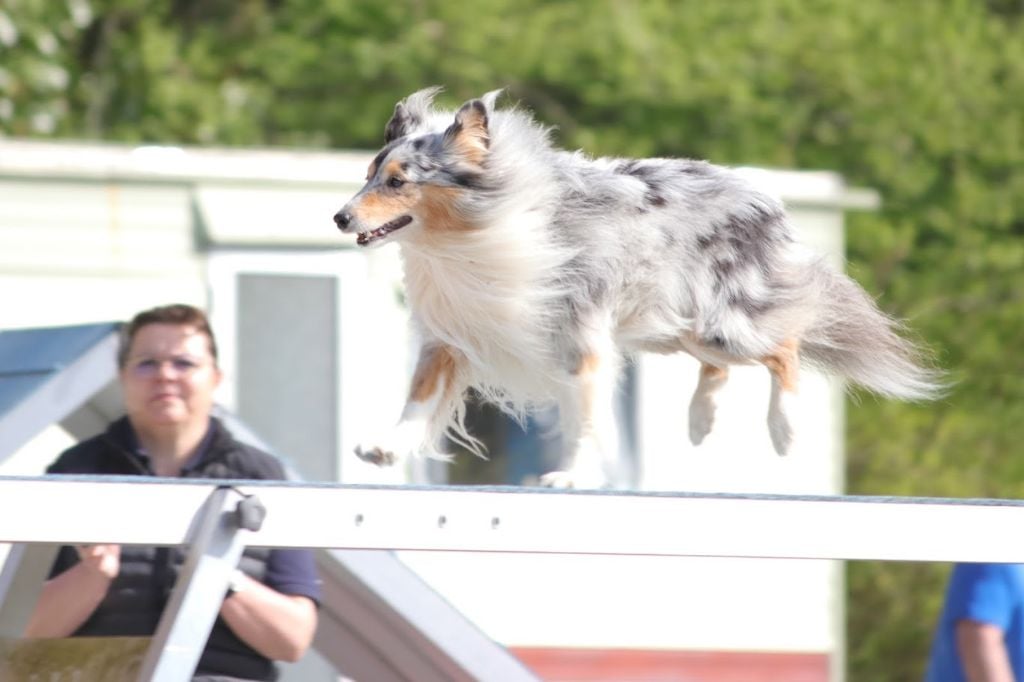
top-left (333, 87), bottom-right (944, 488)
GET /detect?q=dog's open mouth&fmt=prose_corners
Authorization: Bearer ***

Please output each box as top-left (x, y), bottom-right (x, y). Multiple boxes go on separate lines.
top-left (356, 215), bottom-right (413, 246)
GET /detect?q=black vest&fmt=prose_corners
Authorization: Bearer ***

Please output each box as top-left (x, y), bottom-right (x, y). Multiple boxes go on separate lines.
top-left (47, 417), bottom-right (288, 681)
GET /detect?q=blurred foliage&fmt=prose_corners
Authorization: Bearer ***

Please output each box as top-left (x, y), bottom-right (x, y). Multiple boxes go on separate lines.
top-left (3, 0), bottom-right (1024, 679)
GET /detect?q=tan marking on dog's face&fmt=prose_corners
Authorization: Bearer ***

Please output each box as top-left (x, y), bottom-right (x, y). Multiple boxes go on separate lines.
top-left (365, 151), bottom-right (404, 183)
top-left (409, 345), bottom-right (458, 403)
top-left (382, 159), bottom-right (404, 180)
top-left (416, 186), bottom-right (474, 233)
top-left (349, 159), bottom-right (419, 224)
top-left (761, 339), bottom-right (800, 392)
top-left (350, 191), bottom-right (414, 224)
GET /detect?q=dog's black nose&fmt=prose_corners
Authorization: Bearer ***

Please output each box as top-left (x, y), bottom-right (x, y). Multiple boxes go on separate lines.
top-left (334, 210), bottom-right (352, 229)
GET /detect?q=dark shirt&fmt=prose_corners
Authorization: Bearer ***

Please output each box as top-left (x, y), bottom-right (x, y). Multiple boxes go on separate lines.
top-left (46, 416), bottom-right (321, 681)
top-left (115, 419), bottom-right (321, 604)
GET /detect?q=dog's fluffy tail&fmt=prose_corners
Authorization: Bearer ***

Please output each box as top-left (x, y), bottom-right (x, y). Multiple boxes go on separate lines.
top-left (800, 261), bottom-right (947, 401)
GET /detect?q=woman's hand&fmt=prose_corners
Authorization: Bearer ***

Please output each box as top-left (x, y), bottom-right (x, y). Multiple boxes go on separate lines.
top-left (76, 544), bottom-right (121, 580)
top-left (25, 545), bottom-right (122, 637)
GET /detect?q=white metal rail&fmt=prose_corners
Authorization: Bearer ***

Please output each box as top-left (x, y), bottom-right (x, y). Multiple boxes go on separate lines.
top-left (2, 476), bottom-right (1024, 562)
top-left (3, 475), bottom-right (1024, 681)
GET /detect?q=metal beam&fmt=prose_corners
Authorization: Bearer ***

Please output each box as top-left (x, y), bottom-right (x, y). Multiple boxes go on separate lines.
top-left (3, 476), bottom-right (1024, 563)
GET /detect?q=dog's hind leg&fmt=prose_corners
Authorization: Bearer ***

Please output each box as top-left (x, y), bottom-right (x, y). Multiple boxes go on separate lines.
top-left (761, 339), bottom-right (800, 456)
top-left (355, 342), bottom-right (467, 468)
top-left (540, 338), bottom-right (620, 489)
top-left (688, 363), bottom-right (729, 446)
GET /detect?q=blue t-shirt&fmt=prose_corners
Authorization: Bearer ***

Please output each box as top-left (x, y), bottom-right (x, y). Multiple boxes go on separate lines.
top-left (264, 548), bottom-right (321, 603)
top-left (925, 563), bottom-right (1024, 682)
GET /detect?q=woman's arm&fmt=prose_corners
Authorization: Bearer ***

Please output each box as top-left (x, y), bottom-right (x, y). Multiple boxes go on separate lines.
top-left (24, 545), bottom-right (121, 638)
top-left (218, 573), bottom-right (317, 662)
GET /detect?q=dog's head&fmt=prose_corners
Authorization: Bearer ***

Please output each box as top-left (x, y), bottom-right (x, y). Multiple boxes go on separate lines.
top-left (333, 88), bottom-right (501, 248)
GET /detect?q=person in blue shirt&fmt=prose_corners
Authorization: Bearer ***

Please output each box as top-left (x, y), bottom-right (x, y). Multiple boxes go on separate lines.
top-left (925, 563), bottom-right (1024, 682)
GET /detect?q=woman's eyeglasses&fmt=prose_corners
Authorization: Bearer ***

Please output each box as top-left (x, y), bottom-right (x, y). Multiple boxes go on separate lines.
top-left (127, 356), bottom-right (208, 378)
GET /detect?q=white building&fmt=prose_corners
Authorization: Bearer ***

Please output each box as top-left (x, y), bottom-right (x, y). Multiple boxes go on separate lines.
top-left (0, 137), bottom-right (877, 681)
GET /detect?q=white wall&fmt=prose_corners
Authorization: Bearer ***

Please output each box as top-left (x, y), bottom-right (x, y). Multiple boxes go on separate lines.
top-left (0, 179), bottom-right (207, 329)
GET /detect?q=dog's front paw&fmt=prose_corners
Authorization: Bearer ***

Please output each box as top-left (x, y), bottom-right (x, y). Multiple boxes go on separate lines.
top-left (354, 420), bottom-right (430, 468)
top-left (538, 467), bottom-right (608, 490)
top-left (541, 437), bottom-right (611, 489)
top-left (354, 443), bottom-right (400, 467)
top-left (538, 470), bottom-right (577, 489)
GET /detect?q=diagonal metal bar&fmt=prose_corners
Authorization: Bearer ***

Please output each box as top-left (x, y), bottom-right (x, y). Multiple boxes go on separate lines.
top-left (314, 549), bottom-right (540, 682)
top-left (137, 486), bottom-right (257, 682)
top-left (0, 542), bottom-right (59, 638)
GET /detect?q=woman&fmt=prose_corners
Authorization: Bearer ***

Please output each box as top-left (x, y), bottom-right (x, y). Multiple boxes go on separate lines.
top-left (26, 304), bottom-right (320, 682)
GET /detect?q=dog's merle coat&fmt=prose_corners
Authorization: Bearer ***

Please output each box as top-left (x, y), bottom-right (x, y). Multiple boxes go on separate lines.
top-left (334, 87), bottom-right (943, 487)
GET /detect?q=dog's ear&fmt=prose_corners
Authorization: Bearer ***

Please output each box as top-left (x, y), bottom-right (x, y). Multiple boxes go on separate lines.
top-left (384, 86), bottom-right (442, 143)
top-left (384, 102), bottom-right (413, 144)
top-left (443, 99), bottom-right (489, 165)
top-left (480, 89), bottom-right (504, 111)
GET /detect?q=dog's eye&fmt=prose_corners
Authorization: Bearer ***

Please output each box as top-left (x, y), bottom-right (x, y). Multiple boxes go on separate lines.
top-left (387, 176), bottom-right (405, 189)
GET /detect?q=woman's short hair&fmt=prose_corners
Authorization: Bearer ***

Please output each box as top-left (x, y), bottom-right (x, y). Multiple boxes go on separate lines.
top-left (117, 304), bottom-right (218, 369)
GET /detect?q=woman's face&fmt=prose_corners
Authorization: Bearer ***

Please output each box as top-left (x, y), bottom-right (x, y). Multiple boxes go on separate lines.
top-left (119, 323), bottom-right (221, 432)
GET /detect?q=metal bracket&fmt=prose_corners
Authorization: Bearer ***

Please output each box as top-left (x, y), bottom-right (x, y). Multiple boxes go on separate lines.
top-left (234, 492), bottom-right (266, 532)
